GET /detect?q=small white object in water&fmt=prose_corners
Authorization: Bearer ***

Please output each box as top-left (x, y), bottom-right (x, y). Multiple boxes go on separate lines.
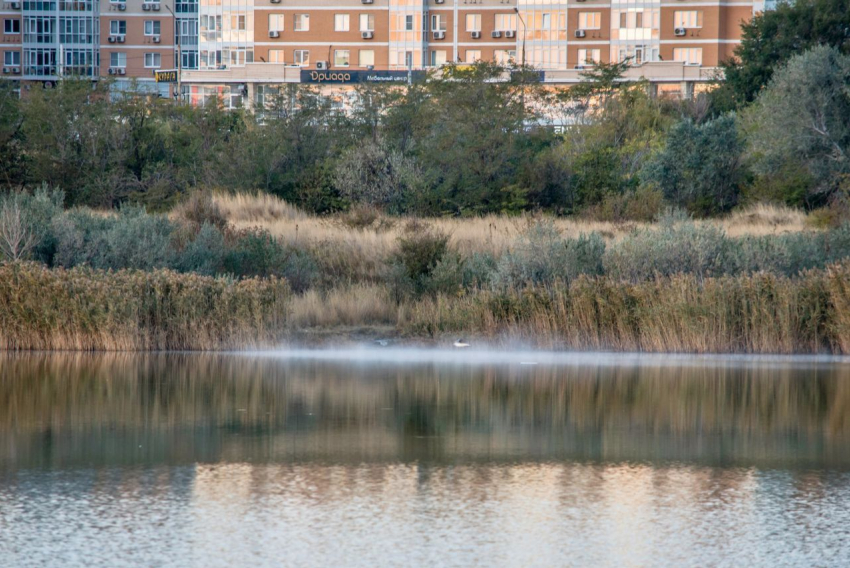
top-left (374, 339), bottom-right (390, 347)
top-left (453, 339), bottom-right (470, 348)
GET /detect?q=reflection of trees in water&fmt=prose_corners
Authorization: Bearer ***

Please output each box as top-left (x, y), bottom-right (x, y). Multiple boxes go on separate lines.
top-left (1, 353), bottom-right (848, 437)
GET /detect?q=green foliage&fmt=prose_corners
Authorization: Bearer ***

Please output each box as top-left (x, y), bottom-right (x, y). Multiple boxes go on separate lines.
top-left (223, 228), bottom-right (317, 292)
top-left (604, 218), bottom-right (733, 282)
top-left (642, 114), bottom-right (745, 216)
top-left (716, 0), bottom-right (850, 108)
top-left (392, 222), bottom-right (451, 294)
top-left (0, 186), bottom-right (64, 263)
top-left (492, 221), bottom-right (605, 289)
top-left (745, 46), bottom-right (850, 208)
top-left (176, 223), bottom-right (227, 276)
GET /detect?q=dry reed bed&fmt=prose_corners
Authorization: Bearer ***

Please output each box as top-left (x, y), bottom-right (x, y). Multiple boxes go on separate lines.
top-left (0, 262), bottom-right (289, 351)
top-left (213, 194), bottom-right (811, 284)
top-left (402, 263), bottom-right (850, 354)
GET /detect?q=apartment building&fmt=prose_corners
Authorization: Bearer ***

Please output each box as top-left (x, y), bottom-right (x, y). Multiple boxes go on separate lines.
top-left (2, 0), bottom-right (763, 103)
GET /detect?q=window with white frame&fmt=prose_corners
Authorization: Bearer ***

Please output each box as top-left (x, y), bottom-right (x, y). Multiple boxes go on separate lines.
top-left (268, 49), bottom-right (284, 63)
top-left (360, 14), bottom-right (374, 32)
top-left (294, 14), bottom-right (309, 31)
top-left (144, 53), bottom-right (161, 68)
top-left (110, 52), bottom-right (126, 67)
top-left (578, 12), bottom-right (601, 30)
top-left (144, 21), bottom-right (160, 36)
top-left (231, 15), bottom-right (246, 31)
top-left (269, 15), bottom-right (284, 32)
top-left (494, 49), bottom-right (516, 64)
top-left (431, 14), bottom-right (446, 32)
top-left (110, 20), bottom-right (126, 35)
top-left (4, 51), bottom-right (21, 66)
top-left (673, 11), bottom-right (702, 28)
top-left (333, 49), bottom-right (349, 67)
top-left (495, 14), bottom-right (516, 32)
top-left (359, 49), bottom-right (374, 67)
top-left (404, 15), bottom-right (414, 31)
top-left (465, 49), bottom-right (481, 63)
top-left (294, 49), bottom-right (309, 66)
top-left (577, 48), bottom-right (600, 65)
top-left (334, 14), bottom-right (349, 32)
top-left (466, 14), bottom-right (481, 32)
top-left (673, 47), bottom-right (702, 64)
top-left (430, 49), bottom-right (446, 66)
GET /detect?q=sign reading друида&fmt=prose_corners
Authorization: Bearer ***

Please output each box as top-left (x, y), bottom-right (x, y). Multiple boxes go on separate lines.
top-left (300, 70), bottom-right (425, 84)
top-left (154, 70), bottom-right (178, 83)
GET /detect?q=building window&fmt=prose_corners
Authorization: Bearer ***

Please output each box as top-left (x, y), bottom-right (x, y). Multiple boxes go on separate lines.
top-left (494, 14), bottom-right (516, 32)
top-left (333, 49), bottom-right (349, 67)
top-left (494, 49), bottom-right (516, 64)
top-left (578, 12), bottom-right (601, 30)
top-left (4, 51), bottom-right (21, 66)
top-left (404, 15), bottom-right (414, 31)
top-left (619, 11), bottom-right (649, 29)
top-left (360, 14), bottom-right (374, 32)
top-left (294, 49), bottom-right (309, 66)
top-left (673, 47), bottom-right (702, 65)
top-left (464, 49), bottom-right (481, 63)
top-left (359, 49), bottom-right (374, 67)
top-left (674, 11), bottom-right (702, 29)
top-left (110, 20), bottom-right (126, 35)
top-left (231, 15), bottom-right (246, 31)
top-left (144, 52), bottom-right (161, 68)
top-left (269, 14), bottom-right (283, 32)
top-left (431, 14), bottom-right (446, 32)
top-left (466, 14), bottom-right (481, 32)
top-left (429, 50), bottom-right (446, 67)
top-left (110, 52), bottom-right (126, 67)
top-left (334, 14), bottom-right (349, 32)
top-left (577, 48), bottom-right (600, 65)
top-left (144, 21), bottom-right (161, 36)
top-left (4, 19), bottom-right (21, 34)
top-left (268, 49), bottom-right (284, 63)
top-left (294, 14), bottom-right (309, 31)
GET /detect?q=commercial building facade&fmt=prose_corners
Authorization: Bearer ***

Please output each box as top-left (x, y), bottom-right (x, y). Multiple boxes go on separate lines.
top-left (2, 0), bottom-right (766, 103)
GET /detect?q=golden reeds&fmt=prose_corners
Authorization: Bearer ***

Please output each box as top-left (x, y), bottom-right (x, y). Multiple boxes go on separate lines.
top-left (402, 262), bottom-right (850, 354)
top-left (0, 262), bottom-right (289, 351)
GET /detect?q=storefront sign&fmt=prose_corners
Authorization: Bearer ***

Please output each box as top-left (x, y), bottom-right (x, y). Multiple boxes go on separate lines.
top-left (300, 70), bottom-right (425, 84)
top-left (154, 70), bottom-right (178, 83)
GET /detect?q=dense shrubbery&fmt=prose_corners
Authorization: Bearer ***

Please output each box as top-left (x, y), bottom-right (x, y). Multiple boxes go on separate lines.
top-left (5, 189), bottom-right (850, 301)
top-left (3, 36), bottom-right (849, 219)
top-left (1, 189), bottom-right (318, 291)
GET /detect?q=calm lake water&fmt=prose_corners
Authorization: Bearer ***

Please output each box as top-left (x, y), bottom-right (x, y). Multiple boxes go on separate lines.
top-left (2, 349), bottom-right (850, 567)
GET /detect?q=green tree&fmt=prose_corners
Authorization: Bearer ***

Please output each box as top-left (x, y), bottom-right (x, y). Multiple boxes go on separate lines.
top-left (716, 0), bottom-right (850, 108)
top-left (642, 114), bottom-right (745, 215)
top-left (745, 46), bottom-right (850, 207)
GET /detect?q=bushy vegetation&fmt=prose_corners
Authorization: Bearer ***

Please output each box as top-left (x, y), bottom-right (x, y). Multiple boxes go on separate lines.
top-left (0, 262), bottom-right (289, 350)
top-left (3, 27), bottom-right (849, 220)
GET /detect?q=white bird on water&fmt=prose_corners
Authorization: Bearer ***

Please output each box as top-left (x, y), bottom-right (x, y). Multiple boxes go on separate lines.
top-left (453, 339), bottom-right (470, 348)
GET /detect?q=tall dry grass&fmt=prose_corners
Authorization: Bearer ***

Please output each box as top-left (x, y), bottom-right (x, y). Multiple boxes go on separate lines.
top-left (401, 262), bottom-right (850, 354)
top-left (214, 193), bottom-right (812, 259)
top-left (0, 262), bottom-right (289, 350)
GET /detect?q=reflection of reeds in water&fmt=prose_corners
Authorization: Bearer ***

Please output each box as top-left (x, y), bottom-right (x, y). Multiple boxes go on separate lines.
top-left (0, 263), bottom-right (289, 351)
top-left (2, 353), bottom-right (849, 441)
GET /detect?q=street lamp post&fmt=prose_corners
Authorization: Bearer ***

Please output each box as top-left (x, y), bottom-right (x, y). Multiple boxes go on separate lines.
top-left (513, 7), bottom-right (527, 68)
top-left (165, 4), bottom-right (182, 102)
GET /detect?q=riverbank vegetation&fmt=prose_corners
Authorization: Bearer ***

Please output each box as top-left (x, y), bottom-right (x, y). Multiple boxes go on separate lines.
top-left (2, 1), bottom-right (850, 352)
top-left (2, 189), bottom-right (850, 352)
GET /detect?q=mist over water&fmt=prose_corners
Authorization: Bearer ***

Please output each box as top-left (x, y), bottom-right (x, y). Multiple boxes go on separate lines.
top-left (2, 351), bottom-right (850, 566)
